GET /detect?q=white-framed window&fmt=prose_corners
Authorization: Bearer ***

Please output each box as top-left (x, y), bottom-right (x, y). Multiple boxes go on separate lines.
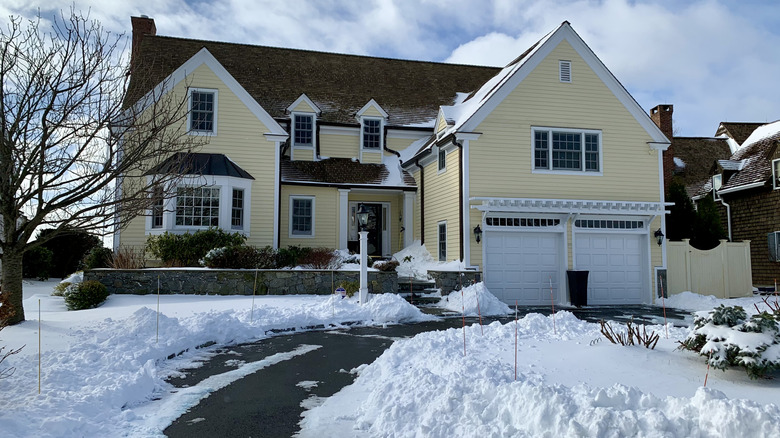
top-left (175, 187), bottom-right (221, 227)
top-left (713, 174), bottom-right (723, 200)
top-left (438, 147), bottom-right (446, 172)
top-left (533, 127), bottom-right (602, 174)
top-left (231, 188), bottom-right (244, 230)
top-left (361, 117), bottom-right (383, 150)
top-left (438, 221), bottom-right (447, 262)
top-left (292, 113), bottom-right (315, 147)
top-left (188, 88), bottom-right (218, 134)
top-left (559, 60), bottom-right (572, 83)
top-left (151, 186), bottom-right (164, 229)
top-left (290, 196), bottom-right (315, 237)
top-left (773, 159), bottom-right (780, 190)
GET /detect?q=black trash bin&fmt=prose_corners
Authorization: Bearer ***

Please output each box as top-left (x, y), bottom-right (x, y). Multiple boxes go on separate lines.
top-left (566, 270), bottom-right (589, 307)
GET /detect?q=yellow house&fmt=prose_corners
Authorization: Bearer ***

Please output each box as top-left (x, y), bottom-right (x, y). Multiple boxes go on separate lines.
top-left (118, 17), bottom-right (670, 306)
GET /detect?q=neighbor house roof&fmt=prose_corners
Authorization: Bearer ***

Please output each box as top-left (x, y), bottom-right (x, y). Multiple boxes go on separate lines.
top-left (127, 36), bottom-right (500, 128)
top-left (672, 137), bottom-right (731, 187)
top-left (281, 157), bottom-right (416, 189)
top-left (692, 120), bottom-right (780, 197)
top-left (715, 122), bottom-right (764, 145)
top-left (145, 152), bottom-right (254, 179)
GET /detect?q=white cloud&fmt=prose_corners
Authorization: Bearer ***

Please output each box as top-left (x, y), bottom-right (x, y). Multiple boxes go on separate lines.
top-left (7, 0), bottom-right (780, 136)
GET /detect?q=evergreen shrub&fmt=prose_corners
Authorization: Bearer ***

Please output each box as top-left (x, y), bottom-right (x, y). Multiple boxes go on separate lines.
top-left (146, 229), bottom-right (246, 266)
top-left (64, 280), bottom-right (109, 310)
top-left (83, 246), bottom-right (113, 270)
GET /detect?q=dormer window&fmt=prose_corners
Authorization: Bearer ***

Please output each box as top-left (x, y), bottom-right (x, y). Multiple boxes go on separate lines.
top-left (293, 114), bottom-right (314, 147)
top-left (713, 174), bottom-right (723, 200)
top-left (773, 159), bottom-right (780, 190)
top-left (361, 118), bottom-right (382, 150)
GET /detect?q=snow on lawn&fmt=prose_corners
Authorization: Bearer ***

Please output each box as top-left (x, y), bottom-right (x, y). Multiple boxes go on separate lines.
top-left (394, 240), bottom-right (466, 280)
top-left (0, 280), bottom-right (434, 438)
top-left (437, 282), bottom-right (512, 316)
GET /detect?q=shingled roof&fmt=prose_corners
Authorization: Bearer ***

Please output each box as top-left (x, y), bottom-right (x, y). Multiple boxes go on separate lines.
top-left (145, 152), bottom-right (254, 179)
top-left (127, 35), bottom-right (500, 128)
top-left (673, 137), bottom-right (731, 186)
top-left (715, 122), bottom-right (764, 145)
top-left (281, 157), bottom-right (416, 189)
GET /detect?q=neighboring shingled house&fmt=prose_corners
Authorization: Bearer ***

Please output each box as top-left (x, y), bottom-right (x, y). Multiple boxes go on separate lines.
top-left (117, 17), bottom-right (671, 306)
top-left (690, 121), bottom-right (780, 285)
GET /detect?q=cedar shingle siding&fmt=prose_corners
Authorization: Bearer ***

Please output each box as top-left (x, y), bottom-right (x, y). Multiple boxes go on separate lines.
top-left (723, 187), bottom-right (780, 285)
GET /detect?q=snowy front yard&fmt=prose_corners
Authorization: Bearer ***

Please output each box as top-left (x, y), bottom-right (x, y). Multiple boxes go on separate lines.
top-left (0, 280), bottom-right (778, 437)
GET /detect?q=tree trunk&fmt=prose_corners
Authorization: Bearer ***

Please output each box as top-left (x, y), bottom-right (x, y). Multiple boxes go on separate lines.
top-left (0, 247), bottom-right (25, 325)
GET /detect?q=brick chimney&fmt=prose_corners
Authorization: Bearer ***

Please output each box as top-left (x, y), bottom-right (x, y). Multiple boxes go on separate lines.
top-left (650, 104), bottom-right (674, 194)
top-left (130, 16), bottom-right (156, 73)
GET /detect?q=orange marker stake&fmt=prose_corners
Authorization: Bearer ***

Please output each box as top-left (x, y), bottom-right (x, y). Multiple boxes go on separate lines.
top-left (660, 275), bottom-right (668, 339)
top-left (704, 351), bottom-right (711, 387)
top-left (476, 291), bottom-right (484, 335)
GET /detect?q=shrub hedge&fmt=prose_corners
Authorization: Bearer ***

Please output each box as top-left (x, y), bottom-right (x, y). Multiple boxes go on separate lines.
top-left (146, 229), bottom-right (246, 266)
top-left (64, 280), bottom-right (109, 310)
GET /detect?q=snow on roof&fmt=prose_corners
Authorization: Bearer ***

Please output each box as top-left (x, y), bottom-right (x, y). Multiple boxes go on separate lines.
top-left (398, 136), bottom-right (433, 164)
top-left (673, 157), bottom-right (686, 168)
top-left (717, 159), bottom-right (746, 171)
top-left (381, 153), bottom-right (406, 186)
top-left (739, 119), bottom-right (780, 149)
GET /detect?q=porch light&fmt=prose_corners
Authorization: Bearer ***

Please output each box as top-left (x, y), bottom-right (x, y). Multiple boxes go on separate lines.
top-left (654, 228), bottom-right (664, 246)
top-left (356, 203), bottom-right (369, 231)
top-left (473, 225), bottom-right (483, 244)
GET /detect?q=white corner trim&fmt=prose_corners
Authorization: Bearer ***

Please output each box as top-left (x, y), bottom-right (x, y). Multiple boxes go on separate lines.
top-left (130, 47), bottom-right (287, 136)
top-left (356, 98), bottom-right (389, 119)
top-left (287, 93), bottom-right (321, 115)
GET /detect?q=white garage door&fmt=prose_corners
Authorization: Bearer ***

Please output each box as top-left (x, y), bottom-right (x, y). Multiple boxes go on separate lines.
top-left (484, 231), bottom-right (561, 305)
top-left (575, 233), bottom-right (646, 305)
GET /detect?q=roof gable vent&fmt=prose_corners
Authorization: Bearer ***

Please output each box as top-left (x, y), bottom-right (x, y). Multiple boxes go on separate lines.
top-left (559, 60), bottom-right (572, 83)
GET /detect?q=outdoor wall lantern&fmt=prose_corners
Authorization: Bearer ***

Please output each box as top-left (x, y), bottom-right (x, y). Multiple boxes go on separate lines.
top-left (473, 225), bottom-right (483, 244)
top-left (654, 228), bottom-right (664, 246)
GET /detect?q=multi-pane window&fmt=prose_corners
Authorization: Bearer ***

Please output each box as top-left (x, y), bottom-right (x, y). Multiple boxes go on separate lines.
top-left (362, 118), bottom-right (381, 149)
top-left (574, 219), bottom-right (645, 230)
top-left (438, 222), bottom-right (447, 262)
top-left (294, 114), bottom-right (313, 147)
top-left (533, 128), bottom-right (600, 172)
top-left (774, 159), bottom-right (780, 189)
top-left (190, 90), bottom-right (215, 132)
top-left (175, 187), bottom-right (220, 227)
top-left (231, 188), bottom-right (244, 230)
top-left (486, 217), bottom-right (560, 227)
top-left (291, 197), bottom-right (313, 236)
top-left (438, 147), bottom-right (446, 171)
top-left (151, 186), bottom-right (163, 229)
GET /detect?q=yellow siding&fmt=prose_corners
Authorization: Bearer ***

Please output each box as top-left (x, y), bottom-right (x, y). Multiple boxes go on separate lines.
top-left (118, 63), bottom-right (278, 250)
top-left (280, 185), bottom-right (338, 248)
top-left (291, 147), bottom-right (315, 161)
top-left (291, 100), bottom-right (317, 113)
top-left (361, 150), bottom-right (382, 164)
top-left (423, 149), bottom-right (461, 261)
top-left (361, 106), bottom-right (385, 118)
top-left (348, 192), bottom-right (404, 253)
top-left (468, 39), bottom-right (660, 202)
top-left (411, 168), bottom-right (422, 243)
top-left (320, 133), bottom-right (358, 159)
top-left (436, 114), bottom-right (448, 133)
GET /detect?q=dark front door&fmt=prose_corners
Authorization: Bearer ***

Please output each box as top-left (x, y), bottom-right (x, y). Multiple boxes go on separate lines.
top-left (362, 203), bottom-right (382, 256)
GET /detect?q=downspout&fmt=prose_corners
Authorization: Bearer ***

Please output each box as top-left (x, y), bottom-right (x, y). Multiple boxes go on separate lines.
top-left (720, 197), bottom-right (732, 241)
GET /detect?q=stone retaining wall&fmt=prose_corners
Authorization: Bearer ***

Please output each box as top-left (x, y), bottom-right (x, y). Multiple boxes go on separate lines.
top-left (427, 270), bottom-right (482, 295)
top-left (84, 269), bottom-right (398, 296)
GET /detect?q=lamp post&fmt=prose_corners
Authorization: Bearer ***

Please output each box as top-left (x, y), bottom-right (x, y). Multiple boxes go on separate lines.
top-left (356, 203), bottom-right (370, 304)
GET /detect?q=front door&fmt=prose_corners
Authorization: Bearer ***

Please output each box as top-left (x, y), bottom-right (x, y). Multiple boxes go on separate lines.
top-left (349, 202), bottom-right (388, 256)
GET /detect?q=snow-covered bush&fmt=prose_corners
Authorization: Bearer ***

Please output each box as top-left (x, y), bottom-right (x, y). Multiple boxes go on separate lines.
top-left (201, 245), bottom-right (273, 269)
top-left (372, 259), bottom-right (399, 272)
top-left (64, 280), bottom-right (109, 311)
top-left (679, 305), bottom-right (780, 379)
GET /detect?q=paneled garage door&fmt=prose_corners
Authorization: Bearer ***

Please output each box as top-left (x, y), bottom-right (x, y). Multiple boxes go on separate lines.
top-left (575, 233), bottom-right (646, 305)
top-left (484, 231), bottom-right (561, 305)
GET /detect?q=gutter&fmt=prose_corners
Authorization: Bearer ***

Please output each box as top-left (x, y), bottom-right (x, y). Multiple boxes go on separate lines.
top-left (717, 181), bottom-right (765, 195)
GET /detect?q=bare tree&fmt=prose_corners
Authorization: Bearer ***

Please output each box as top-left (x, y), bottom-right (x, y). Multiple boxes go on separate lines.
top-left (0, 11), bottom-right (202, 325)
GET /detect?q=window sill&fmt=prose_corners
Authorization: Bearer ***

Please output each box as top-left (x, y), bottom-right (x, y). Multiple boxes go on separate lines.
top-left (188, 130), bottom-right (217, 137)
top-left (531, 169), bottom-right (603, 176)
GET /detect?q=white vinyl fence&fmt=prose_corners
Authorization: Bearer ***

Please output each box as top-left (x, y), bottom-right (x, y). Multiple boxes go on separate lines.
top-left (667, 239), bottom-right (753, 298)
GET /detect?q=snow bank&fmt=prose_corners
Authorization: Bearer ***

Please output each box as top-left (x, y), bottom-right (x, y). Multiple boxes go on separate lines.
top-left (664, 291), bottom-right (775, 315)
top-left (394, 240), bottom-right (466, 280)
top-left (300, 314), bottom-right (780, 437)
top-left (437, 282), bottom-right (511, 316)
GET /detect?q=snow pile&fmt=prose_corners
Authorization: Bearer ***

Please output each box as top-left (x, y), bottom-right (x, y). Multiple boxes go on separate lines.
top-left (664, 291), bottom-right (774, 316)
top-left (300, 314), bottom-right (780, 437)
top-left (437, 282), bottom-right (511, 316)
top-left (0, 291), bottom-right (434, 437)
top-left (393, 240), bottom-right (466, 280)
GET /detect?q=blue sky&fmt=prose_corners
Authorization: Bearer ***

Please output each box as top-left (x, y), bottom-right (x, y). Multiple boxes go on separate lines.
top-left (4, 0), bottom-right (779, 137)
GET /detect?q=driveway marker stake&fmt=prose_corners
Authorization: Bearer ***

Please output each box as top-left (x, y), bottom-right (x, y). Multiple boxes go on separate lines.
top-left (156, 275), bottom-right (160, 344)
top-left (251, 268), bottom-right (258, 323)
top-left (704, 351), bottom-right (711, 387)
top-left (38, 299), bottom-right (41, 394)
top-left (549, 277), bottom-right (556, 335)
top-left (461, 287), bottom-right (466, 356)
top-left (514, 300), bottom-right (518, 381)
